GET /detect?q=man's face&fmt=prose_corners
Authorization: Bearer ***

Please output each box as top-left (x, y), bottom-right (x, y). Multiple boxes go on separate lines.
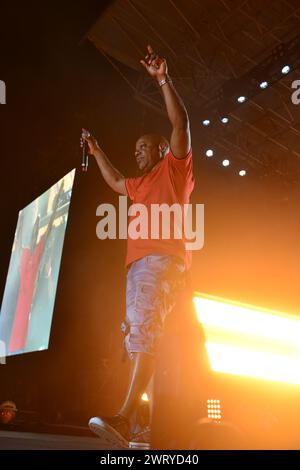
top-left (135, 136), bottom-right (162, 174)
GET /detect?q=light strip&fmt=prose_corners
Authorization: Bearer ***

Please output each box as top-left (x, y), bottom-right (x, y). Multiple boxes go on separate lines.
top-left (193, 293), bottom-right (300, 384)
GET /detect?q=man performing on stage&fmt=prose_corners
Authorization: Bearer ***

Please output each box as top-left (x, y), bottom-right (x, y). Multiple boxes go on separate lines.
top-left (83, 45), bottom-right (194, 448)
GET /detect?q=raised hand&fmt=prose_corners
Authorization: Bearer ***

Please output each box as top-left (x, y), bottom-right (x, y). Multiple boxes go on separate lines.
top-left (140, 45), bottom-right (168, 81)
top-left (81, 128), bottom-right (100, 157)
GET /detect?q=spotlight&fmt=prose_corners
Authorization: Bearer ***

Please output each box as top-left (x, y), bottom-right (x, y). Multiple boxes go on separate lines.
top-left (141, 393), bottom-right (149, 402)
top-left (207, 399), bottom-right (222, 423)
top-left (281, 65), bottom-right (290, 75)
top-left (259, 81), bottom-right (268, 89)
top-left (202, 119), bottom-right (210, 126)
top-left (222, 159), bottom-right (230, 167)
top-left (237, 96), bottom-right (246, 103)
top-left (206, 149), bottom-right (214, 157)
top-left (239, 170), bottom-right (246, 176)
top-left (221, 116), bottom-right (229, 124)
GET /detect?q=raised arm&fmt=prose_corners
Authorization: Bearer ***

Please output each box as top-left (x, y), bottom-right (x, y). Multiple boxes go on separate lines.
top-left (140, 45), bottom-right (191, 159)
top-left (81, 129), bottom-right (127, 195)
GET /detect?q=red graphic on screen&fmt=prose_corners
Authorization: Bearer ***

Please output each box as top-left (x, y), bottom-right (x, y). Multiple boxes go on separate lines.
top-left (9, 233), bottom-right (47, 352)
top-left (8, 180), bottom-right (64, 353)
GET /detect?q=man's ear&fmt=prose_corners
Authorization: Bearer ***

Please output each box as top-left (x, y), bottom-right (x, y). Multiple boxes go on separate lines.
top-left (159, 143), bottom-right (169, 158)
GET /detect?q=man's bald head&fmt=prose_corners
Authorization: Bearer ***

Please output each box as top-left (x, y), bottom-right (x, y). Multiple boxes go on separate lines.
top-left (135, 134), bottom-right (170, 174)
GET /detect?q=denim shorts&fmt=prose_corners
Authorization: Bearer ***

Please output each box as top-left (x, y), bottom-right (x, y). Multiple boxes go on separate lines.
top-left (121, 254), bottom-right (186, 360)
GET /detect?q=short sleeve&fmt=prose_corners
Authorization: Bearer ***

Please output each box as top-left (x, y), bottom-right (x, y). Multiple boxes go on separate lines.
top-left (167, 147), bottom-right (194, 194)
top-left (167, 147), bottom-right (193, 171)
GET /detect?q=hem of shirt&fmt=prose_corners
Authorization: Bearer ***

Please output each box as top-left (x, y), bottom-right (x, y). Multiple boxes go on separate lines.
top-left (125, 251), bottom-right (190, 271)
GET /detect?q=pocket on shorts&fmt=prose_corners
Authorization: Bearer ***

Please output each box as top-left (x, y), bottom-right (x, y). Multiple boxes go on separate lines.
top-left (135, 282), bottom-right (160, 313)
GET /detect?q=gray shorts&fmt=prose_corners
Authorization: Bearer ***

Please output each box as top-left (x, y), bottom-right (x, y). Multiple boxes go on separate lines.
top-left (121, 254), bottom-right (186, 360)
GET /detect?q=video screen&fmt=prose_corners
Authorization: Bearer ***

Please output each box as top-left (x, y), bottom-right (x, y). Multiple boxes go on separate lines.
top-left (0, 169), bottom-right (76, 356)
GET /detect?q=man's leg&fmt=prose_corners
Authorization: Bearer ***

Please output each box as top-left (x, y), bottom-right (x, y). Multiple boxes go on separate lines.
top-left (120, 255), bottom-right (186, 424)
top-left (88, 352), bottom-right (154, 447)
top-left (118, 352), bottom-right (155, 420)
top-left (89, 256), bottom-right (185, 447)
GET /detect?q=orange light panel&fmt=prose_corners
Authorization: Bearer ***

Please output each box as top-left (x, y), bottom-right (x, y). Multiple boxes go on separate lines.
top-left (194, 293), bottom-right (300, 384)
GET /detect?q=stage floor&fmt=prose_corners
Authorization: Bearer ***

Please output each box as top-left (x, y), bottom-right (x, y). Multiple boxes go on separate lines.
top-left (0, 429), bottom-right (123, 450)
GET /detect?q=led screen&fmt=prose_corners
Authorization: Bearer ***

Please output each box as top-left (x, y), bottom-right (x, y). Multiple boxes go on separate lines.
top-left (0, 169), bottom-right (75, 356)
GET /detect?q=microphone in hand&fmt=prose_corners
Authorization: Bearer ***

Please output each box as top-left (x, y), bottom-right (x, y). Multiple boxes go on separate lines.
top-left (80, 129), bottom-right (90, 172)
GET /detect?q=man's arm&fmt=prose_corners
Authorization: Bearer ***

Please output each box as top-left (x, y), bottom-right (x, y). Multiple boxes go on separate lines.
top-left (160, 82), bottom-right (191, 159)
top-left (140, 45), bottom-right (191, 159)
top-left (81, 129), bottom-right (127, 195)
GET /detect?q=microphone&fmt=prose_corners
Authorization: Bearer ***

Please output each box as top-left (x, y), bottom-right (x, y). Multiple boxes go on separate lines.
top-left (81, 137), bottom-right (89, 172)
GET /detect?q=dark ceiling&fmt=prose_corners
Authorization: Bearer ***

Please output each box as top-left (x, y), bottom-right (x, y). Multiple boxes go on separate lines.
top-left (87, 0), bottom-right (300, 182)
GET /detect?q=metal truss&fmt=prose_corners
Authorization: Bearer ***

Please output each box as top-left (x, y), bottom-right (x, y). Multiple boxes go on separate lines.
top-left (87, 0), bottom-right (300, 182)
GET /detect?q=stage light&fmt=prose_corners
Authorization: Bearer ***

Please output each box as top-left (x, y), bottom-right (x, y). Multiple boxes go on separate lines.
top-left (237, 96), bottom-right (246, 103)
top-left (202, 119), bottom-right (210, 126)
top-left (281, 65), bottom-right (290, 75)
top-left (193, 292), bottom-right (300, 385)
top-left (239, 170), bottom-right (246, 176)
top-left (207, 399), bottom-right (222, 422)
top-left (259, 81), bottom-right (268, 89)
top-left (206, 149), bottom-right (214, 157)
top-left (222, 159), bottom-right (230, 166)
top-left (141, 393), bottom-right (149, 402)
top-left (221, 116), bottom-right (229, 124)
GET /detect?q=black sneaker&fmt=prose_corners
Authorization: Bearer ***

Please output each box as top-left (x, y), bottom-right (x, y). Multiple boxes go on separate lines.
top-left (129, 426), bottom-right (151, 449)
top-left (88, 414), bottom-right (131, 448)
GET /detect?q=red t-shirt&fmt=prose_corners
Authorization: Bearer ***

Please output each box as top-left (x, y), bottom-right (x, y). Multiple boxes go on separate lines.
top-left (9, 234), bottom-right (47, 353)
top-left (125, 148), bottom-right (194, 269)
